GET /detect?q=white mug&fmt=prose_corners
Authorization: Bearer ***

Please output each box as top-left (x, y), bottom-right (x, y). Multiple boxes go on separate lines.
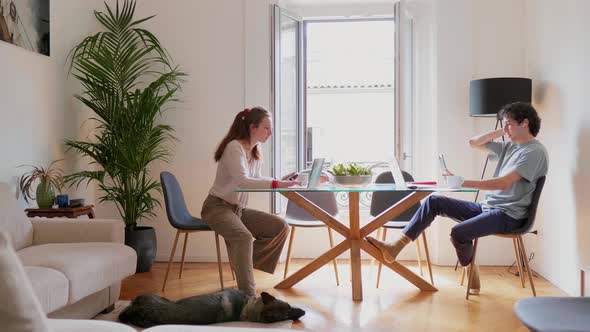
top-left (446, 175), bottom-right (464, 189)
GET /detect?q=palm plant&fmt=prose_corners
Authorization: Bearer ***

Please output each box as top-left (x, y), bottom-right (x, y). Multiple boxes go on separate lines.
top-left (65, 0), bottom-right (185, 229)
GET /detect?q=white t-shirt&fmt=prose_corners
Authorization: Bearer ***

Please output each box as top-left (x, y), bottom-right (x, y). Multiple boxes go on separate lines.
top-left (209, 140), bottom-right (273, 208)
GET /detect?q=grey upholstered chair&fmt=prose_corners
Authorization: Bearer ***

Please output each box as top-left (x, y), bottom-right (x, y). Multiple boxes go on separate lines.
top-left (160, 171), bottom-right (232, 291)
top-left (283, 191), bottom-right (340, 285)
top-left (465, 176), bottom-right (546, 299)
top-left (370, 171), bottom-right (434, 287)
top-left (514, 296), bottom-right (590, 331)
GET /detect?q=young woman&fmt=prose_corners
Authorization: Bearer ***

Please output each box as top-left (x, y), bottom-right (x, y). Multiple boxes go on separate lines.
top-left (201, 107), bottom-right (299, 296)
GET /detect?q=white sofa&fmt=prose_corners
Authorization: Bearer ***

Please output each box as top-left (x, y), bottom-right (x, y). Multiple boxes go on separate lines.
top-left (0, 183), bottom-right (137, 319)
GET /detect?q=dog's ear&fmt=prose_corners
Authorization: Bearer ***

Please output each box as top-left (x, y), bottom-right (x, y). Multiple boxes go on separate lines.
top-left (260, 292), bottom-right (276, 304)
top-left (289, 307), bottom-right (306, 321)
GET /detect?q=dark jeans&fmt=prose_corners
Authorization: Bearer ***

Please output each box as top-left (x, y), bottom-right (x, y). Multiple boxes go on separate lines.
top-left (402, 195), bottom-right (525, 266)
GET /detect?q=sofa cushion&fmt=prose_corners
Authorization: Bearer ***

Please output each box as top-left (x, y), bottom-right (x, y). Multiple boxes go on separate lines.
top-left (18, 242), bottom-right (136, 304)
top-left (0, 232), bottom-right (50, 332)
top-left (0, 183), bottom-right (33, 250)
top-left (144, 326), bottom-right (294, 332)
top-left (47, 319), bottom-right (136, 332)
top-left (25, 266), bottom-right (69, 314)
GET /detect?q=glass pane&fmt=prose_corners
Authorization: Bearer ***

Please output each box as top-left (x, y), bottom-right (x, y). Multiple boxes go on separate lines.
top-left (236, 184), bottom-right (478, 193)
top-left (279, 13), bottom-right (299, 177)
top-left (306, 20), bottom-right (395, 166)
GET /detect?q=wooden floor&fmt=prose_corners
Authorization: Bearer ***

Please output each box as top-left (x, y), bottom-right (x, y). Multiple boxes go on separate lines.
top-left (121, 259), bottom-right (565, 331)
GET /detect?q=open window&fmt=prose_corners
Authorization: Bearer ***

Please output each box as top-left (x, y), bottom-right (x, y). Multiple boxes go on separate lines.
top-left (272, 2), bottom-right (413, 213)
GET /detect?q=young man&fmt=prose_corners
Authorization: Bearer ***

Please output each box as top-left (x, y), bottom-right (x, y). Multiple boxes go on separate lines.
top-left (367, 102), bottom-right (548, 293)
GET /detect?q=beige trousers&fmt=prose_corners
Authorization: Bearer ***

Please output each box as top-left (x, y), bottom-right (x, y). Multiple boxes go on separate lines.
top-left (201, 195), bottom-right (289, 296)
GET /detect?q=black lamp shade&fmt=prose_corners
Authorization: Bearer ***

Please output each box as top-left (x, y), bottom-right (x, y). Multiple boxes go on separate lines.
top-left (469, 77), bottom-right (532, 117)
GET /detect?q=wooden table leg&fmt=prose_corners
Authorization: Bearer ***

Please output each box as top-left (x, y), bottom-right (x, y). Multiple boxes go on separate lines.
top-left (275, 239), bottom-right (350, 289)
top-left (360, 239), bottom-right (437, 291)
top-left (349, 192), bottom-right (362, 301)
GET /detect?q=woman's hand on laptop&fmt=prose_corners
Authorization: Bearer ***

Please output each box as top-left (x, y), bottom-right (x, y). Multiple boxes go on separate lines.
top-left (278, 180), bottom-right (302, 188)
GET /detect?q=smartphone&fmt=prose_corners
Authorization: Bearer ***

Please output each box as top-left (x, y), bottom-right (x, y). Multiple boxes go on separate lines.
top-left (438, 153), bottom-right (449, 173)
top-left (281, 171), bottom-right (299, 181)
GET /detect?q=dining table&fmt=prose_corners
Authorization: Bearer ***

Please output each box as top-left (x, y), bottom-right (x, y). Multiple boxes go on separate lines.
top-left (237, 183), bottom-right (477, 301)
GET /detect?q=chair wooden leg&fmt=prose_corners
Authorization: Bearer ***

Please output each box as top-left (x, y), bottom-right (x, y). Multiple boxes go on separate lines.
top-left (283, 226), bottom-right (296, 279)
top-left (454, 259), bottom-right (460, 271)
top-left (415, 236), bottom-right (424, 276)
top-left (327, 227), bottom-right (340, 286)
top-left (162, 230), bottom-right (181, 292)
top-left (460, 266), bottom-right (466, 286)
top-left (518, 235), bottom-right (536, 296)
top-left (376, 228), bottom-right (388, 288)
top-left (179, 232), bottom-right (189, 279)
top-left (214, 232), bottom-right (224, 290)
top-left (513, 237), bottom-right (525, 288)
top-left (466, 238), bottom-right (479, 300)
top-left (422, 232), bottom-right (434, 286)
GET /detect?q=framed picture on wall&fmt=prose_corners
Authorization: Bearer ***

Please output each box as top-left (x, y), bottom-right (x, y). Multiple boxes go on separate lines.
top-left (0, 0), bottom-right (49, 56)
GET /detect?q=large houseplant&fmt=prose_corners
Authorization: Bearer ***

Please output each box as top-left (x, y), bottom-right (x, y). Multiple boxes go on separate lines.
top-left (65, 0), bottom-right (185, 272)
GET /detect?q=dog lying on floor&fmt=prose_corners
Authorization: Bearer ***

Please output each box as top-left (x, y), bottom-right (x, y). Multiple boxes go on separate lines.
top-left (118, 289), bottom-right (305, 328)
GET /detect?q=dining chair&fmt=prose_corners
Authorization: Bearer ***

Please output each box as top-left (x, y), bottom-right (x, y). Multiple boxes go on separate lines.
top-left (465, 176), bottom-right (546, 299)
top-left (514, 296), bottom-right (590, 331)
top-left (160, 171), bottom-right (233, 292)
top-left (370, 171), bottom-right (434, 287)
top-left (283, 191), bottom-right (340, 285)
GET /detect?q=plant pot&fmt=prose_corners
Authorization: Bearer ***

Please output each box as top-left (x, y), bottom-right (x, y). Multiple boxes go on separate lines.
top-left (125, 226), bottom-right (157, 273)
top-left (333, 175), bottom-right (372, 187)
top-left (36, 179), bottom-right (55, 208)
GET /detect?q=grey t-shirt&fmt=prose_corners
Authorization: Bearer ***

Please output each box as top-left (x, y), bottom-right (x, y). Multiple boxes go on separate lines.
top-left (483, 139), bottom-right (548, 219)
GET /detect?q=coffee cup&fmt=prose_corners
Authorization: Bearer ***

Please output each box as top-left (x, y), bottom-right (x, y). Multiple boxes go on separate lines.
top-left (446, 175), bottom-right (464, 189)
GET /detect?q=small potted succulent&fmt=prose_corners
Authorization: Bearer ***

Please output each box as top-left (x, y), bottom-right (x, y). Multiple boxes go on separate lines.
top-left (329, 163), bottom-right (373, 187)
top-left (18, 160), bottom-right (64, 208)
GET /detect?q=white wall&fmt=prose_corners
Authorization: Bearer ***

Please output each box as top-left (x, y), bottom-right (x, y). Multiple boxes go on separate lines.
top-left (0, 29), bottom-right (66, 203)
top-left (410, 0), bottom-right (528, 266)
top-left (413, 0), bottom-right (589, 295)
top-left (523, 0), bottom-right (590, 296)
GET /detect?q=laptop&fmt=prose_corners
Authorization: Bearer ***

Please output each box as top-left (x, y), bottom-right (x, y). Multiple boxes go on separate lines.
top-left (388, 157), bottom-right (408, 190)
top-left (388, 157), bottom-right (437, 189)
top-left (291, 158), bottom-right (324, 189)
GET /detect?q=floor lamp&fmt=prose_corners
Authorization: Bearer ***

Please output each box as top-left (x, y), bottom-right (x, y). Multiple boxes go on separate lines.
top-left (454, 77), bottom-right (532, 271)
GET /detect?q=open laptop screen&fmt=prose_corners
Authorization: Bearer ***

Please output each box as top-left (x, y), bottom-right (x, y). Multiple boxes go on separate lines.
top-left (306, 158), bottom-right (325, 189)
top-left (388, 157), bottom-right (407, 189)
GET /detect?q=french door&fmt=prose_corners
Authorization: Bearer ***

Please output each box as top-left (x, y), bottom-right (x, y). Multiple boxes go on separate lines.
top-left (271, 5), bottom-right (304, 213)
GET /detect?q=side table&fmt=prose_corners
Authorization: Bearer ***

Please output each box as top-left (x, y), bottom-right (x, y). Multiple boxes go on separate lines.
top-left (25, 205), bottom-right (95, 219)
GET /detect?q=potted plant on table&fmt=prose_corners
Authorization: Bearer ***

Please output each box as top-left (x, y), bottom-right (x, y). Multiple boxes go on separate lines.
top-left (330, 163), bottom-right (373, 187)
top-left (18, 160), bottom-right (64, 208)
top-left (65, 0), bottom-right (185, 273)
